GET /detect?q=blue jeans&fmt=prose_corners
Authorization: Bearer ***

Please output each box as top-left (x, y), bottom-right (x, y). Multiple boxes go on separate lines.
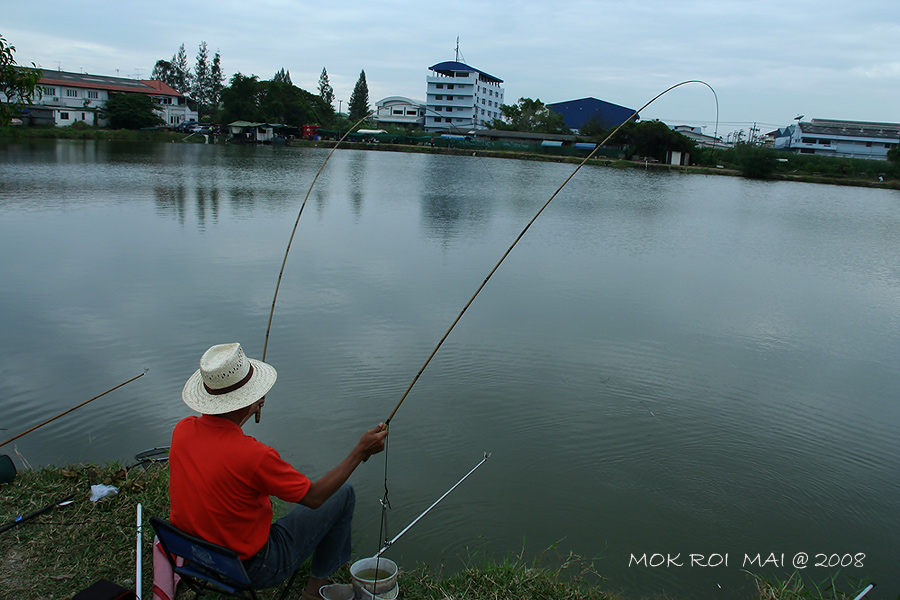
top-left (244, 483), bottom-right (355, 589)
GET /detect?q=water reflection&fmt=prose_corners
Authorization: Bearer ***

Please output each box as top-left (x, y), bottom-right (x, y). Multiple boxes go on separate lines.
top-left (1, 140), bottom-right (898, 600)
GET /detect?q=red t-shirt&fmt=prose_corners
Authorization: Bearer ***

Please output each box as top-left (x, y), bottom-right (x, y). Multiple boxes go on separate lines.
top-left (168, 415), bottom-right (311, 559)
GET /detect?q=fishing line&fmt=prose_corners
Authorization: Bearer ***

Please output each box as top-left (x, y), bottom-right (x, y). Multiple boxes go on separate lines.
top-left (374, 81), bottom-right (717, 564)
top-left (382, 80), bottom-right (719, 426)
top-left (258, 111), bottom-right (380, 423)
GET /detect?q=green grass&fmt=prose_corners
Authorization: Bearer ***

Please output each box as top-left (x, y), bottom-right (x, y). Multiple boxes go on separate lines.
top-left (0, 462), bottom-right (169, 599)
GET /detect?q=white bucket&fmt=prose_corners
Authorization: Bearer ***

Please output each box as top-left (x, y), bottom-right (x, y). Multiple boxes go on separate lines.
top-left (350, 557), bottom-right (399, 597)
top-left (319, 584), bottom-right (355, 600)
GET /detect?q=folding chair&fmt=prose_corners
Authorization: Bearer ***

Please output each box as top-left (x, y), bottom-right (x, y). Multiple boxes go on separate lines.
top-left (150, 516), bottom-right (301, 600)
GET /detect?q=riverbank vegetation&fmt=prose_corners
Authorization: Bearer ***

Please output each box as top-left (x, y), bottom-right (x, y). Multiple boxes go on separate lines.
top-left (2, 121), bottom-right (898, 189)
top-left (0, 463), bottom-right (871, 600)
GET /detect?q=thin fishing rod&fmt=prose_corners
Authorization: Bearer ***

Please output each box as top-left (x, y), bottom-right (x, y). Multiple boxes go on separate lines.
top-left (0, 492), bottom-right (75, 534)
top-left (257, 110), bottom-right (379, 423)
top-left (850, 583), bottom-right (874, 600)
top-left (376, 452), bottom-right (490, 557)
top-left (0, 371), bottom-right (146, 448)
top-left (384, 80), bottom-right (719, 426)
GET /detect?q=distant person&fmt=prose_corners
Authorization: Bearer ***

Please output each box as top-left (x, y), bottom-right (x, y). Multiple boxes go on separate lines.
top-left (168, 343), bottom-right (388, 598)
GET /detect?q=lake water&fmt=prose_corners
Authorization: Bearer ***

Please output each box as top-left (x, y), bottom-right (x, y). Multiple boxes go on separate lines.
top-left (1, 140), bottom-right (898, 599)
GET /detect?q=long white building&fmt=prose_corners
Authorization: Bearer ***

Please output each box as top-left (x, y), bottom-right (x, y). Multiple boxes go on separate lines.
top-left (424, 61), bottom-right (504, 132)
top-left (3, 70), bottom-right (196, 128)
top-left (774, 119), bottom-right (900, 160)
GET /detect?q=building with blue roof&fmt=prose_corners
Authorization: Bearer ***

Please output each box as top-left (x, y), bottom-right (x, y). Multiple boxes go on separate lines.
top-left (425, 61), bottom-right (505, 132)
top-left (546, 97), bottom-right (637, 133)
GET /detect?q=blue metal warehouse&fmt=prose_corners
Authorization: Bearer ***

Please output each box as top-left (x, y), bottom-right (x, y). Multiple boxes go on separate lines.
top-left (547, 97), bottom-right (637, 131)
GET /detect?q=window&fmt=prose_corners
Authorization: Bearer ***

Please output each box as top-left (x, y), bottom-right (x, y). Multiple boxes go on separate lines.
top-left (66, 89), bottom-right (79, 97)
top-left (866, 142), bottom-right (873, 147)
top-left (434, 117), bottom-right (442, 123)
top-left (436, 84), bottom-right (444, 89)
top-left (393, 109), bottom-right (403, 115)
top-left (42, 86), bottom-right (57, 96)
top-left (446, 95), bottom-right (452, 101)
top-left (87, 91), bottom-right (99, 99)
top-left (447, 84), bottom-right (454, 89)
top-left (435, 95), bottom-right (443, 100)
top-left (60, 112), bottom-right (69, 119)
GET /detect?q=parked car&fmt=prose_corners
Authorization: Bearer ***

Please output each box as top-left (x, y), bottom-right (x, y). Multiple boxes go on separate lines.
top-left (175, 120), bottom-right (199, 133)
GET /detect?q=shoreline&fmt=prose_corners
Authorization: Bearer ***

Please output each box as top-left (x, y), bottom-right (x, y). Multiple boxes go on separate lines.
top-left (0, 462), bottom-right (869, 600)
top-left (2, 129), bottom-right (898, 191)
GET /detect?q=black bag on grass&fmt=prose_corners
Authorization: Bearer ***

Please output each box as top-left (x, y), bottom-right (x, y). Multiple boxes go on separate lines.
top-left (71, 578), bottom-right (135, 600)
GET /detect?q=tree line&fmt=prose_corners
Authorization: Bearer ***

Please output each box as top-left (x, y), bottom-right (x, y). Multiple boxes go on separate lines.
top-left (147, 42), bottom-right (371, 129)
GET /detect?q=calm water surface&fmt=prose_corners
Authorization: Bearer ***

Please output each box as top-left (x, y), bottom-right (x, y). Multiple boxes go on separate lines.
top-left (1, 140), bottom-right (898, 598)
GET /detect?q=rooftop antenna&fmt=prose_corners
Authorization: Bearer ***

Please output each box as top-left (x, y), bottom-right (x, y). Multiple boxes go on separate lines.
top-left (455, 36), bottom-right (460, 61)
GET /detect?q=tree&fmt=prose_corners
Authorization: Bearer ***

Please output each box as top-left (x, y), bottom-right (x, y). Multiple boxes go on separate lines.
top-left (209, 50), bottom-right (224, 112)
top-left (348, 69), bottom-right (369, 121)
top-left (888, 144), bottom-right (900, 165)
top-left (219, 73), bottom-right (334, 126)
top-left (489, 97), bottom-right (569, 134)
top-left (733, 143), bottom-right (777, 179)
top-left (578, 113), bottom-right (615, 138)
top-left (273, 68), bottom-right (292, 85)
top-left (219, 73), bottom-right (263, 124)
top-left (605, 119), bottom-right (695, 162)
top-left (192, 41), bottom-right (212, 116)
top-left (318, 67), bottom-right (334, 108)
top-left (101, 93), bottom-right (164, 129)
top-left (171, 44), bottom-right (192, 95)
top-left (0, 35), bottom-right (43, 126)
top-left (151, 59), bottom-right (177, 89)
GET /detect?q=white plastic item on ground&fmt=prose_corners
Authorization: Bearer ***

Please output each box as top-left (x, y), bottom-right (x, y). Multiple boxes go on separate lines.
top-left (89, 484), bottom-right (119, 502)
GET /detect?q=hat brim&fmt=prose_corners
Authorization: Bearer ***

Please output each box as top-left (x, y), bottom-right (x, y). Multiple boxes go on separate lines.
top-left (182, 358), bottom-right (277, 415)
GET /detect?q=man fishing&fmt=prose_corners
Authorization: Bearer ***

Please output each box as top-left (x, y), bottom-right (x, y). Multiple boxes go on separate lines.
top-left (168, 342), bottom-right (388, 599)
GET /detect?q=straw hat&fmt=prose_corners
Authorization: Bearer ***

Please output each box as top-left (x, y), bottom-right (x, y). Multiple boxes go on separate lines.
top-left (182, 343), bottom-right (277, 414)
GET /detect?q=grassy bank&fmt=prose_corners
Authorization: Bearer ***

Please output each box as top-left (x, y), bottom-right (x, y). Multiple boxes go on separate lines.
top-left (0, 125), bottom-right (205, 143)
top-left (0, 463), bottom-right (871, 600)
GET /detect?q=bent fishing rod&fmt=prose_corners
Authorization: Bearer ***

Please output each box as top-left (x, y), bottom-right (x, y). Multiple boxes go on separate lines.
top-left (0, 371), bottom-right (146, 448)
top-left (382, 80), bottom-right (718, 427)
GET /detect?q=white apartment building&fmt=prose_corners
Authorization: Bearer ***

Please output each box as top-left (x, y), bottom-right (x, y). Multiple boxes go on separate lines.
top-left (425, 61), bottom-right (504, 132)
top-left (3, 70), bottom-right (196, 127)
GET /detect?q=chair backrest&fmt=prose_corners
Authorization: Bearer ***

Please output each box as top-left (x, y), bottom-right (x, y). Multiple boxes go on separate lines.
top-left (150, 516), bottom-right (252, 589)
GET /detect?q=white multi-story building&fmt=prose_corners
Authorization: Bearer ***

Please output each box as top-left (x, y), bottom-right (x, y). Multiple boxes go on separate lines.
top-left (774, 119), bottom-right (900, 160)
top-left (424, 61), bottom-right (504, 132)
top-left (3, 70), bottom-right (196, 127)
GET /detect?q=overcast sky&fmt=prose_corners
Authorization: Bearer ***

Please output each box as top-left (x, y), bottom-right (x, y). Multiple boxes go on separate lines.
top-left (5, 0), bottom-right (899, 136)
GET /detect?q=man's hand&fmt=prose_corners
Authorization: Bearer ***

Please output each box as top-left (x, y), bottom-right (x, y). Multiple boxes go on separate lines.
top-left (356, 423), bottom-right (389, 462)
top-left (300, 423), bottom-right (389, 508)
